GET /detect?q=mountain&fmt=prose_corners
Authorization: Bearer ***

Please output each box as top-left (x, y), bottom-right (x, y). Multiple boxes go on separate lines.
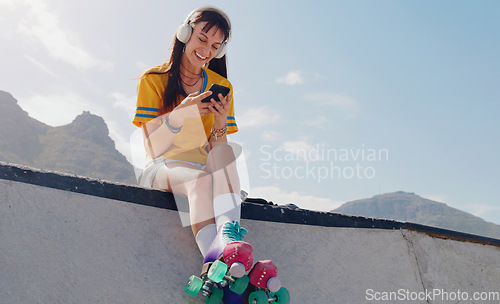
top-left (0, 90), bottom-right (137, 185)
top-left (332, 191), bottom-right (500, 239)
top-left (0, 91), bottom-right (49, 165)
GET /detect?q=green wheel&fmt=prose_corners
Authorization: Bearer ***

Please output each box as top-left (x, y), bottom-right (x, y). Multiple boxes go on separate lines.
top-left (229, 275), bottom-right (249, 295)
top-left (271, 287), bottom-right (290, 304)
top-left (184, 275), bottom-right (203, 297)
top-left (207, 260), bottom-right (228, 283)
top-left (206, 286), bottom-right (223, 304)
top-left (248, 290), bottom-right (268, 304)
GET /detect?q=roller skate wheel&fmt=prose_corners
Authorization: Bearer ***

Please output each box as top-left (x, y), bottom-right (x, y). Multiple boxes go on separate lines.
top-left (249, 290), bottom-right (268, 304)
top-left (229, 262), bottom-right (246, 278)
top-left (207, 260), bottom-right (228, 283)
top-left (206, 286), bottom-right (223, 304)
top-left (229, 275), bottom-right (250, 295)
top-left (184, 275), bottom-right (203, 297)
top-left (267, 276), bottom-right (282, 293)
top-left (270, 287), bottom-right (290, 304)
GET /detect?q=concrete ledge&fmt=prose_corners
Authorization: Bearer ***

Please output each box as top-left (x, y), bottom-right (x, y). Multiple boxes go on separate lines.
top-left (1, 162), bottom-right (500, 303)
top-left (1, 161), bottom-right (499, 247)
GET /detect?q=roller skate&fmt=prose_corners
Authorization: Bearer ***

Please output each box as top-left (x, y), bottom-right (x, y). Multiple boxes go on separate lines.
top-left (245, 260), bottom-right (290, 304)
top-left (222, 260), bottom-right (290, 304)
top-left (185, 221), bottom-right (254, 303)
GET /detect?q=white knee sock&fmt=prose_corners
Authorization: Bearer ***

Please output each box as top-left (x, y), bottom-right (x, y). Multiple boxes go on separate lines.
top-left (213, 193), bottom-right (242, 230)
top-left (195, 224), bottom-right (217, 257)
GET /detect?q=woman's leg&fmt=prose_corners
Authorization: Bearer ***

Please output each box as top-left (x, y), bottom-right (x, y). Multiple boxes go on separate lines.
top-left (152, 162), bottom-right (215, 237)
top-left (204, 144), bottom-right (255, 301)
top-left (206, 143), bottom-right (241, 196)
top-left (205, 143), bottom-right (242, 229)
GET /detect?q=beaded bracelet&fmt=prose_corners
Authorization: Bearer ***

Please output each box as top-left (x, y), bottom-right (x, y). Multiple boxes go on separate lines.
top-left (211, 125), bottom-right (227, 141)
top-left (164, 115), bottom-right (182, 134)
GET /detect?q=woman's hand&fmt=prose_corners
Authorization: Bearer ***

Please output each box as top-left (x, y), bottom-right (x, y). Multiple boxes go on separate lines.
top-left (169, 91), bottom-right (213, 126)
top-left (209, 92), bottom-right (231, 128)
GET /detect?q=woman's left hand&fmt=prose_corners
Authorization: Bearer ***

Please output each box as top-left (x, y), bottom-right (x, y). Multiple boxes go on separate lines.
top-left (209, 92), bottom-right (231, 128)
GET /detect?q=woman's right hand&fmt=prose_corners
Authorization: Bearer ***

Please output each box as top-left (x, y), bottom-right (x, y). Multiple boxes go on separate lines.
top-left (169, 91), bottom-right (213, 126)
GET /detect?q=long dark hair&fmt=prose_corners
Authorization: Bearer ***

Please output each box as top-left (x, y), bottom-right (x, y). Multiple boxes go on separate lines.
top-left (145, 10), bottom-right (230, 115)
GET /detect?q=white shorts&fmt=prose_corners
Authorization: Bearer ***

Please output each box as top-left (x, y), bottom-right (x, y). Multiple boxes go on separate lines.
top-left (138, 157), bottom-right (206, 189)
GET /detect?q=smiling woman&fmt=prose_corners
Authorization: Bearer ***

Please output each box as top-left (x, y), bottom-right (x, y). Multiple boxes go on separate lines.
top-left (133, 7), bottom-right (238, 229)
top-left (131, 6), bottom-right (289, 304)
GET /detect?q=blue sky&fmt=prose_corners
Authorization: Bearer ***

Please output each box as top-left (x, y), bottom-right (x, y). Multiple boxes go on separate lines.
top-left (1, 0), bottom-right (499, 225)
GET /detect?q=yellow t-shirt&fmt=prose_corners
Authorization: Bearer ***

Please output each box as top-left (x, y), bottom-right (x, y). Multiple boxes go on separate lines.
top-left (133, 64), bottom-right (238, 165)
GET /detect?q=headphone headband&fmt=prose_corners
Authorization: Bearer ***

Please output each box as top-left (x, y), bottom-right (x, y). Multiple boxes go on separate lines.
top-left (182, 6), bottom-right (231, 40)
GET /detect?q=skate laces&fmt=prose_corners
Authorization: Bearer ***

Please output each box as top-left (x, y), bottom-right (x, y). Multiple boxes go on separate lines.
top-left (222, 221), bottom-right (247, 242)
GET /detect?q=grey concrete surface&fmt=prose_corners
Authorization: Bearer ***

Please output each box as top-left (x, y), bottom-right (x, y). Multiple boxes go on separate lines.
top-left (1, 178), bottom-right (499, 304)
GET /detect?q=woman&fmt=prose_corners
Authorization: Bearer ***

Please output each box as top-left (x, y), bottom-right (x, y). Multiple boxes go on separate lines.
top-left (133, 7), bottom-right (284, 303)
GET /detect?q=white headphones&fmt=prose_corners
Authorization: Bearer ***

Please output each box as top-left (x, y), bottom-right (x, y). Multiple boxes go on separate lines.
top-left (176, 6), bottom-right (231, 59)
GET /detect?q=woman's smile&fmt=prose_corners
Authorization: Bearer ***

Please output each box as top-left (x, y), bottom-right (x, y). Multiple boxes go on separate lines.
top-left (195, 50), bottom-right (208, 61)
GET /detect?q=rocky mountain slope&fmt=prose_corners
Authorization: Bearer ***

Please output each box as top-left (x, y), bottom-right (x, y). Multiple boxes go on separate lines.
top-left (332, 191), bottom-right (500, 239)
top-left (0, 90), bottom-right (136, 185)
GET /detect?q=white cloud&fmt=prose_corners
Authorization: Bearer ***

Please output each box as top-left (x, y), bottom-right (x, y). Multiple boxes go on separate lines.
top-left (110, 92), bottom-right (136, 117)
top-left (281, 137), bottom-right (323, 161)
top-left (261, 131), bottom-right (281, 142)
top-left (304, 92), bottom-right (360, 119)
top-left (0, 0), bottom-right (18, 9)
top-left (424, 194), bottom-right (449, 203)
top-left (24, 54), bottom-right (60, 78)
top-left (17, 0), bottom-right (113, 71)
top-left (276, 70), bottom-right (304, 85)
top-left (18, 91), bottom-right (91, 126)
top-left (300, 115), bottom-right (329, 128)
top-left (464, 204), bottom-right (500, 219)
top-left (251, 186), bottom-right (343, 212)
top-left (237, 106), bottom-right (281, 128)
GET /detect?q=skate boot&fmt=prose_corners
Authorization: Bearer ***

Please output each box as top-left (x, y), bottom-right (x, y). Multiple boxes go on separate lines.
top-left (185, 221), bottom-right (254, 303)
top-left (246, 260), bottom-right (290, 304)
top-left (204, 221), bottom-right (254, 275)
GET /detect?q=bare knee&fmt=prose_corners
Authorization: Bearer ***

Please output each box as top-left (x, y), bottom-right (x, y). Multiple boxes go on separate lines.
top-left (207, 143), bottom-right (237, 173)
top-left (210, 143), bottom-right (236, 160)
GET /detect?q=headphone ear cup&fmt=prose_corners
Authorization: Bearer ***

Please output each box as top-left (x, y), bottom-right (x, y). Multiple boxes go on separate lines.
top-left (214, 43), bottom-right (226, 59)
top-left (176, 24), bottom-right (192, 43)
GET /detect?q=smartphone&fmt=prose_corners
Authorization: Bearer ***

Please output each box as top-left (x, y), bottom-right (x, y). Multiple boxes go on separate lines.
top-left (201, 84), bottom-right (230, 103)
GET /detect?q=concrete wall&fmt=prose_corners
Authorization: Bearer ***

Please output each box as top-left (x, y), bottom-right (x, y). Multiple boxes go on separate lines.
top-left (1, 162), bottom-right (499, 304)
